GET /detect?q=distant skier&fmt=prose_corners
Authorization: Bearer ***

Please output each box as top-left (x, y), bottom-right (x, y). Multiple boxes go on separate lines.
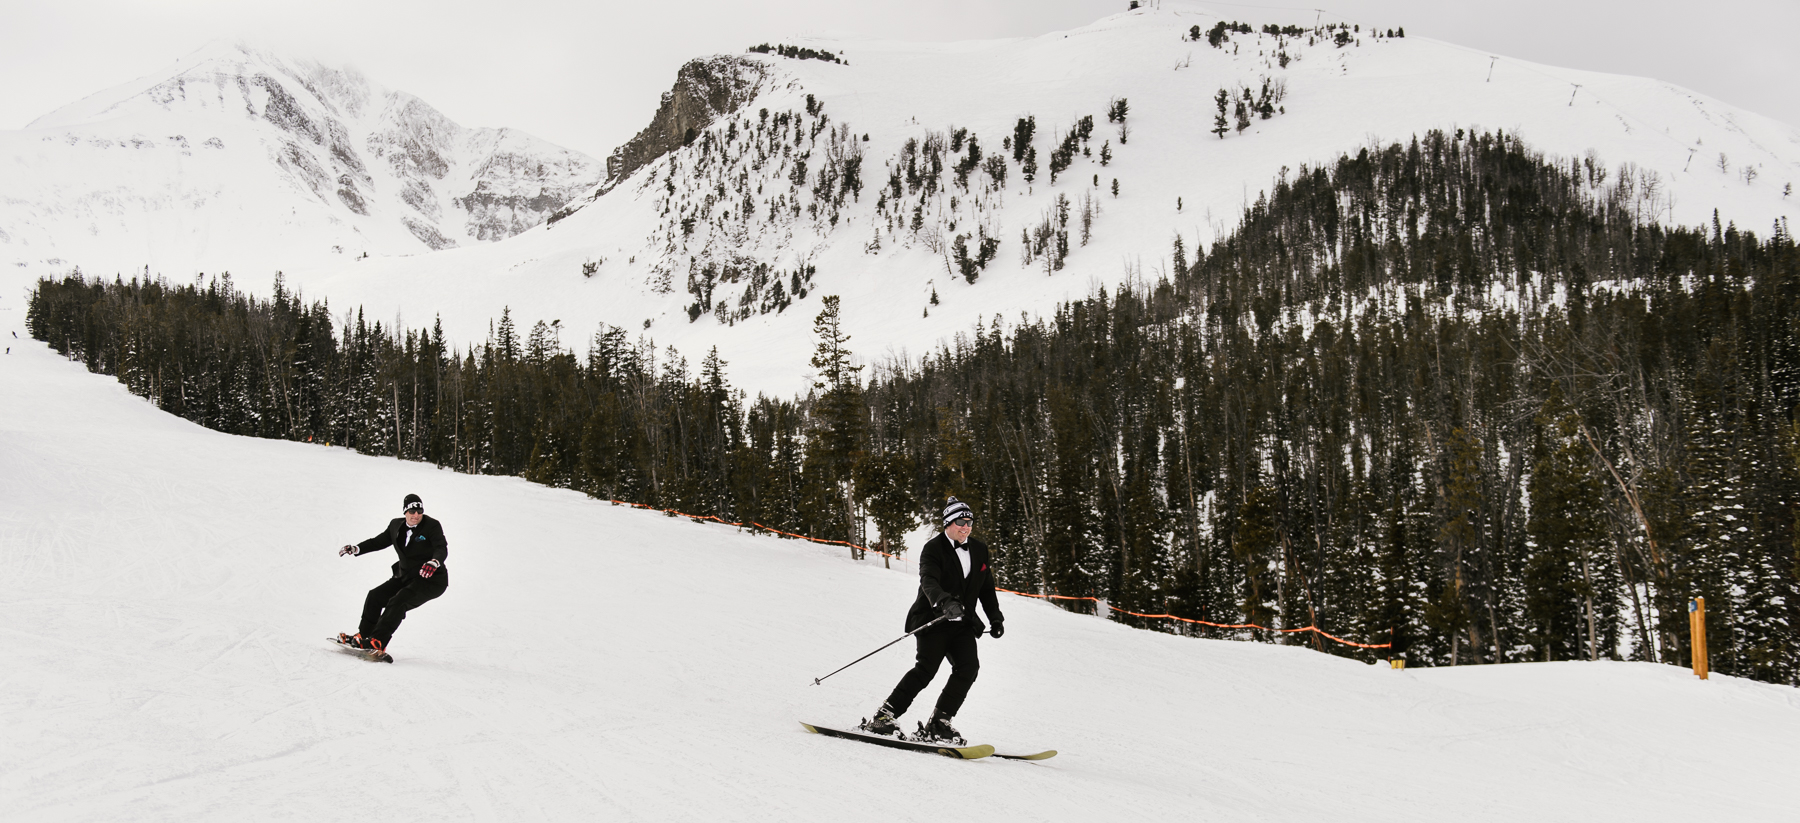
top-left (861, 496), bottom-right (1004, 744)
top-left (336, 493), bottom-right (448, 655)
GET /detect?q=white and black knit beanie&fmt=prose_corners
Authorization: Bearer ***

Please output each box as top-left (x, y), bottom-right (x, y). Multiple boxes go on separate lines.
top-left (403, 493), bottom-right (424, 514)
top-left (942, 496), bottom-right (974, 527)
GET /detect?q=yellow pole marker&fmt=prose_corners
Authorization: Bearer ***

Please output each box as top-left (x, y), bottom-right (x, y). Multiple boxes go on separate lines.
top-left (1688, 597), bottom-right (1709, 680)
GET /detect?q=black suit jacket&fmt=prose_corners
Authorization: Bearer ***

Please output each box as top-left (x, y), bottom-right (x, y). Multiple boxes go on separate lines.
top-left (356, 515), bottom-right (449, 580)
top-left (904, 532), bottom-right (1003, 634)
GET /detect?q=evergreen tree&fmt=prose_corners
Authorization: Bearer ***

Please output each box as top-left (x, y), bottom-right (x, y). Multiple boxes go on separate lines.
top-left (1012, 116), bottom-right (1035, 162)
top-left (1233, 486), bottom-right (1280, 631)
top-left (857, 447), bottom-right (920, 565)
top-left (808, 295), bottom-right (868, 553)
top-left (1524, 387), bottom-right (1610, 660)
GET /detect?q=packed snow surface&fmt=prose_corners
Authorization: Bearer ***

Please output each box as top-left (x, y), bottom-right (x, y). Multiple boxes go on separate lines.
top-left (3, 298), bottom-right (1799, 820)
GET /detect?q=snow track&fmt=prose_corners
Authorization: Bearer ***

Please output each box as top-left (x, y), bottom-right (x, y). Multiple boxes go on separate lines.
top-left (3, 312), bottom-right (1798, 821)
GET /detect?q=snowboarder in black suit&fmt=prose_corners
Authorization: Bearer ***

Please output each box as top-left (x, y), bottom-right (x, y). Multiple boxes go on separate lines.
top-left (337, 493), bottom-right (448, 653)
top-left (862, 496), bottom-right (1004, 744)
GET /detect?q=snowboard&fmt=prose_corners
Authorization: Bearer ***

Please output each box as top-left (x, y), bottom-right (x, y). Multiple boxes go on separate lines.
top-left (328, 637), bottom-right (393, 663)
top-left (800, 722), bottom-right (993, 759)
top-left (992, 748), bottom-right (1058, 761)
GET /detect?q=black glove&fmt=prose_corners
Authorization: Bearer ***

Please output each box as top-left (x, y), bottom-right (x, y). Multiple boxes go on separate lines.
top-left (989, 621), bottom-right (1005, 639)
top-left (939, 599), bottom-right (965, 620)
top-left (339, 545), bottom-right (359, 557)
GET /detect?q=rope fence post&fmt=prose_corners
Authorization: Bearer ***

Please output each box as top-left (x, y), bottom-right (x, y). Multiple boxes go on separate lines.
top-left (1688, 596), bottom-right (1709, 680)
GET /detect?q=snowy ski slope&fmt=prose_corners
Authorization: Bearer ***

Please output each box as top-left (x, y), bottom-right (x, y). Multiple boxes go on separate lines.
top-left (3, 282), bottom-right (1799, 821)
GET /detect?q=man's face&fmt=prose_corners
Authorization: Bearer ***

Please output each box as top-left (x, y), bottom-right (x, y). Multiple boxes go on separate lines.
top-left (405, 510), bottom-right (423, 527)
top-left (946, 518), bottom-right (972, 542)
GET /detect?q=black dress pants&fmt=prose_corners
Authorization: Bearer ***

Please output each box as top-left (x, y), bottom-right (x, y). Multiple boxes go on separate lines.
top-left (884, 623), bottom-right (980, 718)
top-left (359, 572), bottom-right (448, 645)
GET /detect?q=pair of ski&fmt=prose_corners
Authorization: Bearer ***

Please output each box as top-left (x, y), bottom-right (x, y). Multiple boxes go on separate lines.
top-left (800, 722), bottom-right (1055, 761)
top-left (327, 636), bottom-right (393, 663)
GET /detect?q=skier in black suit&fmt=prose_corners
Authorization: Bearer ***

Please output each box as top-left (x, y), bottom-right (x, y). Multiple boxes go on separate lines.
top-left (862, 496), bottom-right (1004, 744)
top-left (336, 493), bottom-right (448, 653)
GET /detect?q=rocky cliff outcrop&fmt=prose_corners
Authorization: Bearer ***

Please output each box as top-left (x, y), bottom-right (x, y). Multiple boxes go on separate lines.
top-left (604, 56), bottom-right (769, 185)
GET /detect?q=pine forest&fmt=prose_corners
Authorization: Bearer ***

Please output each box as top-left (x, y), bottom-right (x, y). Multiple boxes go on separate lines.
top-left (29, 129), bottom-right (1800, 683)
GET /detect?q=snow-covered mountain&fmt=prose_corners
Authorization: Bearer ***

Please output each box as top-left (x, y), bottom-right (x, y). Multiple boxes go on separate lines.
top-left (8, 5), bottom-right (1800, 397)
top-left (249, 3), bottom-right (1796, 397)
top-left (0, 41), bottom-right (603, 274)
top-left (4, 302), bottom-right (1798, 821)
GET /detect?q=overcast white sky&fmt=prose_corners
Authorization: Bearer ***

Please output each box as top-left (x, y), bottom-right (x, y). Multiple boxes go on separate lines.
top-left (2, 0), bottom-right (1793, 160)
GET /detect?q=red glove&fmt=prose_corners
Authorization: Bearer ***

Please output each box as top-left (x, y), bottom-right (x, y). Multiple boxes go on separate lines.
top-left (339, 545), bottom-right (359, 557)
top-left (419, 559), bottom-right (441, 578)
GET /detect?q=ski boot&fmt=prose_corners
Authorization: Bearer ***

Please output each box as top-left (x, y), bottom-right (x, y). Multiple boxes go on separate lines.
top-left (340, 634), bottom-right (388, 654)
top-left (859, 704), bottom-right (901, 737)
top-left (333, 633), bottom-right (392, 662)
top-left (916, 710), bottom-right (965, 746)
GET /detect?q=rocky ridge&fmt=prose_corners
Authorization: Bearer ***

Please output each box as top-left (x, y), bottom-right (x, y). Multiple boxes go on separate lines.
top-left (2, 41), bottom-right (604, 271)
top-left (603, 56), bottom-right (771, 189)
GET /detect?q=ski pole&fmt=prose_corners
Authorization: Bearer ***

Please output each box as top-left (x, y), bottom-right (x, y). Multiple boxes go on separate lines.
top-left (811, 614), bottom-right (949, 686)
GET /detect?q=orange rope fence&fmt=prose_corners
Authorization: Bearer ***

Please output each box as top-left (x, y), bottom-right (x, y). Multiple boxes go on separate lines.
top-left (997, 589), bottom-right (1391, 649)
top-left (604, 498), bottom-right (1389, 650)
top-left (605, 498), bottom-right (906, 560)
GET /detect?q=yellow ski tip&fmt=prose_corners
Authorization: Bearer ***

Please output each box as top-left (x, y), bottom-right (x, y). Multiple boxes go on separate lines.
top-left (948, 744), bottom-right (996, 759)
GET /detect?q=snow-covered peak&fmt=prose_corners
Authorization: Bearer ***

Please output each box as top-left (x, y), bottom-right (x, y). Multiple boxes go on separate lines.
top-left (27, 41), bottom-right (363, 129)
top-left (3, 40), bottom-right (604, 274)
top-left (8, 8), bottom-right (1799, 399)
top-left (257, 4), bottom-right (1798, 398)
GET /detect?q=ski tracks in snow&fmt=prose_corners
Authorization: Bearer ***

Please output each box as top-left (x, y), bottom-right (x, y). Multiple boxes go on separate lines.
top-left (7, 325), bottom-right (1800, 821)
